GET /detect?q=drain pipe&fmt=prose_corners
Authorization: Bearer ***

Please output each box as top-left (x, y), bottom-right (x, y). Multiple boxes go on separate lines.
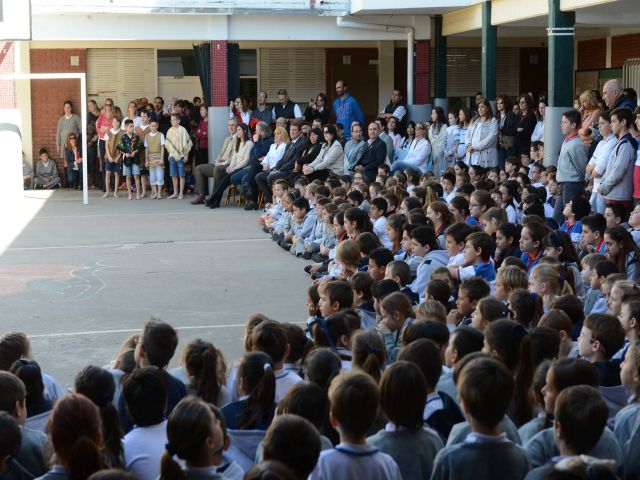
top-left (337, 16), bottom-right (414, 105)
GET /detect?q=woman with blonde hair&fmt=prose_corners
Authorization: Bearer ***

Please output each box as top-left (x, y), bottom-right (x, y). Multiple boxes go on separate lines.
top-left (578, 89), bottom-right (602, 145)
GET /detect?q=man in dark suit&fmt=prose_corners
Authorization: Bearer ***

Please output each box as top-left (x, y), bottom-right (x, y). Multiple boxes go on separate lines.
top-left (355, 122), bottom-right (387, 182)
top-left (255, 119), bottom-right (308, 204)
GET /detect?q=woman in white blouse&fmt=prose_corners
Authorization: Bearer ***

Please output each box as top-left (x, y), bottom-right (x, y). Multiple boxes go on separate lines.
top-left (391, 121), bottom-right (431, 174)
top-left (261, 127), bottom-right (289, 170)
top-left (303, 124), bottom-right (345, 180)
top-left (465, 98), bottom-right (498, 168)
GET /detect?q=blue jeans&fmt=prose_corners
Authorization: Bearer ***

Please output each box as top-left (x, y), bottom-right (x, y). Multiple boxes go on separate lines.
top-left (65, 164), bottom-right (83, 188)
top-left (391, 160), bottom-right (421, 174)
top-left (169, 157), bottom-right (185, 177)
top-left (230, 168), bottom-right (248, 186)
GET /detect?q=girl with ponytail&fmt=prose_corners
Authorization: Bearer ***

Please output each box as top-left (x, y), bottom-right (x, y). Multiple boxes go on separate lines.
top-left (542, 230), bottom-right (584, 296)
top-left (160, 397), bottom-right (225, 480)
top-left (351, 330), bottom-right (387, 382)
top-left (529, 262), bottom-right (574, 312)
top-left (74, 366), bottom-right (124, 469)
top-left (180, 339), bottom-right (229, 406)
top-left (221, 352), bottom-right (276, 430)
top-left (43, 393), bottom-right (103, 480)
top-left (484, 319), bottom-right (535, 427)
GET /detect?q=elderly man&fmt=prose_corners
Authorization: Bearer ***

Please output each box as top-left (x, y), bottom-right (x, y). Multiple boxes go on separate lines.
top-left (191, 117), bottom-right (237, 205)
top-left (603, 80), bottom-right (637, 112)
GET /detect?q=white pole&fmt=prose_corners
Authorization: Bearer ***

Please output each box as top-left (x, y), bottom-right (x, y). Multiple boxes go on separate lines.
top-left (80, 73), bottom-right (88, 205)
top-left (407, 29), bottom-right (414, 105)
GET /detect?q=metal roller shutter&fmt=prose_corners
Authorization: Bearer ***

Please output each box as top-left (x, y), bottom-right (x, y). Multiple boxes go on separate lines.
top-left (259, 48), bottom-right (326, 104)
top-left (430, 47), bottom-right (520, 98)
top-left (87, 48), bottom-right (157, 109)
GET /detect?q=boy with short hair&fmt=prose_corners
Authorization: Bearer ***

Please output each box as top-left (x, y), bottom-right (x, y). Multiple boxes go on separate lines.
top-left (554, 109), bottom-right (589, 226)
top-left (367, 247), bottom-right (395, 282)
top-left (165, 112), bottom-right (192, 199)
top-left (579, 214), bottom-right (607, 257)
top-left (291, 197), bottom-right (316, 256)
top-left (117, 318), bottom-right (187, 434)
top-left (144, 118), bottom-right (165, 200)
top-left (591, 264), bottom-right (623, 314)
top-left (560, 196), bottom-right (591, 245)
top-left (251, 320), bottom-right (302, 401)
top-left (446, 277), bottom-right (491, 328)
top-left (431, 357), bottom-right (531, 480)
top-left (524, 386), bottom-right (610, 480)
top-left (122, 367), bottom-right (169, 480)
top-left (578, 313), bottom-right (625, 387)
top-left (318, 280), bottom-right (354, 319)
top-left (581, 253), bottom-right (607, 314)
top-left (445, 223), bottom-right (474, 267)
top-left (309, 371), bottom-right (402, 480)
top-left (448, 232), bottom-right (496, 288)
top-left (33, 148), bottom-right (61, 189)
top-left (118, 119), bottom-right (143, 200)
top-left (385, 260), bottom-right (418, 305)
top-left (370, 197), bottom-right (392, 250)
top-left (0, 372), bottom-right (49, 480)
top-left (350, 271), bottom-right (377, 330)
top-left (398, 339), bottom-right (464, 442)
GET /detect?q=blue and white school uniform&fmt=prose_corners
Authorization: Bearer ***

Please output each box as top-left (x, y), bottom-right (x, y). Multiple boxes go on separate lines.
top-left (560, 220), bottom-right (583, 245)
top-left (454, 261), bottom-right (496, 291)
top-left (309, 443), bottom-right (402, 480)
top-left (274, 368), bottom-right (302, 402)
top-left (520, 250), bottom-right (543, 272)
top-left (373, 215), bottom-right (393, 250)
top-left (292, 210), bottom-right (316, 254)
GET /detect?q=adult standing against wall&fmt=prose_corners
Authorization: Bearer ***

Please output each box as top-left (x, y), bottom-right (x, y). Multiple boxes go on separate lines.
top-left (466, 98), bottom-right (498, 168)
top-left (496, 95), bottom-right (518, 170)
top-left (333, 80), bottom-right (365, 141)
top-left (379, 89), bottom-right (407, 135)
top-left (272, 89), bottom-right (302, 124)
top-left (251, 91), bottom-right (272, 128)
top-left (95, 98), bottom-right (115, 192)
top-left (230, 96), bottom-right (252, 126)
top-left (87, 100), bottom-right (100, 189)
top-left (514, 94), bottom-right (537, 160)
top-left (56, 101), bottom-right (82, 183)
top-left (577, 90), bottom-right (601, 147)
top-left (428, 106), bottom-right (447, 176)
top-left (304, 93), bottom-right (330, 126)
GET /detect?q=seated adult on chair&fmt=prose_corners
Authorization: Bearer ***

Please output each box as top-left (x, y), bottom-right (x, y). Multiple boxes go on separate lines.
top-left (290, 128), bottom-right (324, 183)
top-left (256, 119), bottom-right (308, 205)
top-left (205, 123), bottom-right (254, 209)
top-left (192, 117), bottom-right (237, 205)
top-left (302, 124), bottom-right (345, 182)
top-left (241, 126), bottom-right (289, 211)
top-left (353, 122), bottom-right (386, 182)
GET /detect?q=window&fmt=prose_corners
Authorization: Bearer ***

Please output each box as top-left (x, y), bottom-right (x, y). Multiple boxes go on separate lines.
top-left (239, 49), bottom-right (258, 100)
top-left (157, 50), bottom-right (197, 77)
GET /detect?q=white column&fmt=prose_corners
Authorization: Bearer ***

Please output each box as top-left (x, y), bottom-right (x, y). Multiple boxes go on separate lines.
top-left (378, 41), bottom-right (394, 112)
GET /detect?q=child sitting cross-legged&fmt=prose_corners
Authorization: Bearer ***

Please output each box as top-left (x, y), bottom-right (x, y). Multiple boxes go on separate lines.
top-left (309, 371), bottom-right (402, 480)
top-left (430, 356), bottom-right (531, 480)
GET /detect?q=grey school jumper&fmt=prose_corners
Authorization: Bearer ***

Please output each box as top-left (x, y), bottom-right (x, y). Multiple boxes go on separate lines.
top-left (524, 427), bottom-right (623, 478)
top-left (368, 427), bottom-right (444, 480)
top-left (430, 440), bottom-right (531, 480)
top-left (447, 416), bottom-right (522, 446)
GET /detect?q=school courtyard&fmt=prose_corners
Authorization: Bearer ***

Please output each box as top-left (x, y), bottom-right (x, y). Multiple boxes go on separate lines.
top-left (0, 191), bottom-right (309, 388)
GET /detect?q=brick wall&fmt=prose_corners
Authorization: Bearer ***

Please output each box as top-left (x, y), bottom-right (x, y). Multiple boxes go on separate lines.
top-left (0, 42), bottom-right (16, 109)
top-left (210, 41), bottom-right (228, 107)
top-left (415, 40), bottom-right (430, 104)
top-left (30, 49), bottom-right (87, 171)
